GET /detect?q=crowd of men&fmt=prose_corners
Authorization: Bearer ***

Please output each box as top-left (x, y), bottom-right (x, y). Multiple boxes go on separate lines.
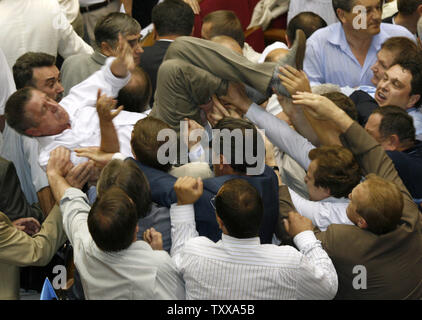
top-left (0, 0), bottom-right (421, 300)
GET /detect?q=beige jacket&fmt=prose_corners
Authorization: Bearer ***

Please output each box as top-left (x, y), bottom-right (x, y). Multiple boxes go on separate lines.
top-left (0, 205), bottom-right (67, 300)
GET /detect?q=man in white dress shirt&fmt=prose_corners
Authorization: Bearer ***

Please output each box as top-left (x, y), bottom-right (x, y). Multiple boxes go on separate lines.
top-left (169, 176), bottom-right (338, 299)
top-left (4, 37), bottom-right (146, 170)
top-left (0, 0), bottom-right (93, 69)
top-left (46, 147), bottom-right (185, 300)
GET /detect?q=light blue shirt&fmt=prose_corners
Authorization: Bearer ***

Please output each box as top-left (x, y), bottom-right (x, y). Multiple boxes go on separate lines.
top-left (304, 22), bottom-right (415, 88)
top-left (408, 107), bottom-right (422, 141)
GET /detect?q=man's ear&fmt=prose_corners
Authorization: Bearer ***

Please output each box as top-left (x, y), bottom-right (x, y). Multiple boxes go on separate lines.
top-left (336, 8), bottom-right (346, 24)
top-left (407, 94), bottom-right (421, 109)
top-left (357, 216), bottom-right (368, 229)
top-left (25, 127), bottom-right (41, 137)
top-left (388, 134), bottom-right (401, 150)
top-left (100, 41), bottom-right (115, 57)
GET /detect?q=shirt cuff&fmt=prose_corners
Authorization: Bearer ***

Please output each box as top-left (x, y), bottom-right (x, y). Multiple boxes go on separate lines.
top-left (244, 102), bottom-right (261, 121)
top-left (293, 230), bottom-right (319, 250)
top-left (112, 152), bottom-right (126, 161)
top-left (60, 187), bottom-right (87, 204)
top-left (189, 144), bottom-right (206, 162)
top-left (170, 203), bottom-right (195, 224)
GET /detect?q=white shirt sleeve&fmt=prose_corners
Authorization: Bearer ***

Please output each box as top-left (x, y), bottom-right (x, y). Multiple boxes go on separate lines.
top-left (56, 4), bottom-right (93, 59)
top-left (293, 230), bottom-right (338, 299)
top-left (60, 57), bottom-right (131, 116)
top-left (169, 203), bottom-right (199, 270)
top-left (289, 187), bottom-right (353, 231)
top-left (0, 48), bottom-right (16, 115)
top-left (59, 187), bottom-right (91, 246)
top-left (245, 103), bottom-right (314, 170)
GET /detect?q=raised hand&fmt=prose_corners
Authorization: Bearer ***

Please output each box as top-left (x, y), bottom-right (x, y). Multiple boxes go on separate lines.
top-left (174, 176), bottom-right (204, 205)
top-left (96, 89), bottom-right (123, 122)
top-left (278, 65), bottom-right (311, 96)
top-left (143, 227), bottom-right (163, 250)
top-left (292, 92), bottom-right (340, 121)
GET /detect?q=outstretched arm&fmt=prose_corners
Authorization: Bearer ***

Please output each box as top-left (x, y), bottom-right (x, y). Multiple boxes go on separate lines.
top-left (170, 177), bottom-right (203, 268)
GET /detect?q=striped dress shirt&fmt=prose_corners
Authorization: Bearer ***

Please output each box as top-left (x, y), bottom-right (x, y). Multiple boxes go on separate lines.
top-left (170, 204), bottom-right (338, 300)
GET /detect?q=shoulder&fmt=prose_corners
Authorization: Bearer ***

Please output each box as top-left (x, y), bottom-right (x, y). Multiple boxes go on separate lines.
top-left (380, 23), bottom-right (414, 39)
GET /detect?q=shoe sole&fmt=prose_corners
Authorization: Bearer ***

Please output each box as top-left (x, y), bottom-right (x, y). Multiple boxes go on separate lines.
top-left (295, 29), bottom-right (306, 71)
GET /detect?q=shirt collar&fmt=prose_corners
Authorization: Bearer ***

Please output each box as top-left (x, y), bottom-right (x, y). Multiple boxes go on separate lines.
top-left (327, 22), bottom-right (384, 53)
top-left (221, 234), bottom-right (261, 247)
top-left (91, 50), bottom-right (107, 65)
top-left (321, 196), bottom-right (349, 203)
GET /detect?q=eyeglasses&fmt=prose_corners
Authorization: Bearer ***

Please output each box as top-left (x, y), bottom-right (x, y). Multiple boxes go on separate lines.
top-left (210, 196), bottom-right (216, 210)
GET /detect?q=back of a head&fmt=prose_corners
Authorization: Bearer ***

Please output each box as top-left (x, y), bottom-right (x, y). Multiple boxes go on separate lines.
top-left (309, 146), bottom-right (361, 198)
top-left (372, 105), bottom-right (416, 144)
top-left (381, 37), bottom-right (418, 65)
top-left (357, 174), bottom-right (403, 235)
top-left (151, 0), bottom-right (195, 37)
top-left (322, 91), bottom-right (358, 121)
top-left (287, 12), bottom-right (327, 43)
top-left (89, 186), bottom-right (138, 252)
top-left (213, 117), bottom-right (262, 174)
top-left (397, 0), bottom-right (422, 15)
top-left (131, 117), bottom-right (174, 172)
top-left (97, 159), bottom-right (152, 220)
top-left (215, 179), bottom-right (263, 238)
top-left (203, 10), bottom-right (245, 48)
top-left (13, 52), bottom-right (56, 89)
top-left (4, 87), bottom-right (37, 136)
top-left (117, 66), bottom-right (152, 113)
top-left (94, 12), bottom-right (141, 49)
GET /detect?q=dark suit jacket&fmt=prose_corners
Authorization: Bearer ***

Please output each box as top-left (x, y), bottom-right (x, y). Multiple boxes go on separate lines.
top-left (350, 90), bottom-right (378, 126)
top-left (140, 40), bottom-right (172, 105)
top-left (314, 123), bottom-right (422, 299)
top-left (0, 157), bottom-right (44, 222)
top-left (130, 158), bottom-right (279, 243)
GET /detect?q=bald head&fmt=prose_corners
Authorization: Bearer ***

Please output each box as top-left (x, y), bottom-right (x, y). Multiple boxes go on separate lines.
top-left (211, 35), bottom-right (243, 55)
top-left (264, 48), bottom-right (290, 63)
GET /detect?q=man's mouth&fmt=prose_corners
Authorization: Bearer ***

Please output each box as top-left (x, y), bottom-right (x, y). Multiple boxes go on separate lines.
top-left (376, 91), bottom-right (387, 104)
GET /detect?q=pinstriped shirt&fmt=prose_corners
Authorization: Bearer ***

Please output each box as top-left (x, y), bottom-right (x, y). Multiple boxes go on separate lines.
top-left (170, 204), bottom-right (338, 300)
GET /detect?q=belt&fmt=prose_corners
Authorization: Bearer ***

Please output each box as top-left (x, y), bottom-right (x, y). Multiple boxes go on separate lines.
top-left (80, 0), bottom-right (115, 13)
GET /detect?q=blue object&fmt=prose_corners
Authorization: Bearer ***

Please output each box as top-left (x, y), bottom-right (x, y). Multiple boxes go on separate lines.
top-left (40, 278), bottom-right (58, 300)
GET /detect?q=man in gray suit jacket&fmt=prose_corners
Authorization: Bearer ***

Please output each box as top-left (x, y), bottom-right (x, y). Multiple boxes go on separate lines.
top-left (288, 92), bottom-right (422, 299)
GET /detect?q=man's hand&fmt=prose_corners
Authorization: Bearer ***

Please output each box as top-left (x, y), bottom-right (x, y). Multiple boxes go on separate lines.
top-left (292, 92), bottom-right (354, 132)
top-left (143, 227), bottom-right (163, 250)
top-left (74, 146), bottom-right (115, 168)
top-left (65, 161), bottom-right (94, 189)
top-left (219, 82), bottom-right (252, 115)
top-left (46, 147), bottom-right (73, 178)
top-left (96, 89), bottom-right (123, 122)
top-left (13, 217), bottom-right (41, 236)
top-left (185, 118), bottom-right (205, 150)
top-left (292, 92), bottom-right (341, 121)
top-left (278, 65), bottom-right (311, 96)
top-left (111, 33), bottom-right (136, 77)
top-left (283, 211), bottom-right (314, 238)
top-left (205, 94), bottom-right (243, 127)
top-left (174, 176), bottom-right (203, 205)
